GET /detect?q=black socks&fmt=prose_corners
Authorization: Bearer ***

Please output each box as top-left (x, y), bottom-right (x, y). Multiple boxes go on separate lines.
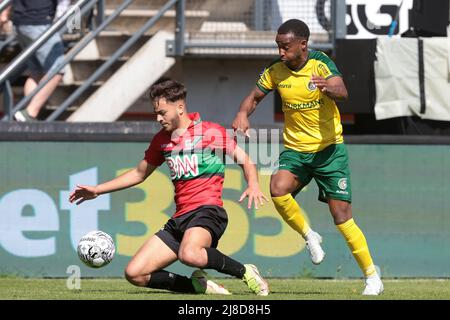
top-left (205, 247), bottom-right (246, 278)
top-left (147, 270), bottom-right (196, 293)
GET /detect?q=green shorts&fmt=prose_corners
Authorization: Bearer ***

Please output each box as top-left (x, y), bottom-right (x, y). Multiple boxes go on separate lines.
top-left (277, 143), bottom-right (352, 203)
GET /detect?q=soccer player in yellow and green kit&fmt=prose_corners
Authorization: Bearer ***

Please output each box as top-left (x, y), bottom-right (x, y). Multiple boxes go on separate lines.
top-left (232, 19), bottom-right (383, 295)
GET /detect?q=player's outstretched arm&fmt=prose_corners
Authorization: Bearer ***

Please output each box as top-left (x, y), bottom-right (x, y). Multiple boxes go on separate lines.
top-left (69, 160), bottom-right (157, 205)
top-left (232, 86), bottom-right (266, 137)
top-left (231, 145), bottom-right (269, 209)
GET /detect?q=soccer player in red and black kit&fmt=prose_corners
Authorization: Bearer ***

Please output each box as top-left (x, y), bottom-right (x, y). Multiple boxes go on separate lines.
top-left (69, 80), bottom-right (269, 296)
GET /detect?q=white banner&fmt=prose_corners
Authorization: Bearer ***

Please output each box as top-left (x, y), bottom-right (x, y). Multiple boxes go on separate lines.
top-left (374, 36), bottom-right (450, 121)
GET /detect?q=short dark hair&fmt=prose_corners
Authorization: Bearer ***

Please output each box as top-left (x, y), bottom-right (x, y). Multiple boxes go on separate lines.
top-left (149, 80), bottom-right (187, 104)
top-left (277, 19), bottom-right (310, 40)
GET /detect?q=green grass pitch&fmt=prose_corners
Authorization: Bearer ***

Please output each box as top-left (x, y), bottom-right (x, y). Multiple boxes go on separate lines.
top-left (1, 277), bottom-right (450, 300)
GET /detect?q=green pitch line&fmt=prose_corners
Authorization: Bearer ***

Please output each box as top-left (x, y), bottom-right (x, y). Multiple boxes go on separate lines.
top-left (1, 278), bottom-right (450, 300)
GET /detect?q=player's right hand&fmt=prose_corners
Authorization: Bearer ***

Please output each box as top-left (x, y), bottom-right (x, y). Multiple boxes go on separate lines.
top-left (232, 113), bottom-right (251, 137)
top-left (69, 185), bottom-right (98, 205)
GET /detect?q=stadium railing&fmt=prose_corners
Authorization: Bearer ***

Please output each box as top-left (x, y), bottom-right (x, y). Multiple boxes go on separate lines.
top-left (0, 0), bottom-right (183, 122)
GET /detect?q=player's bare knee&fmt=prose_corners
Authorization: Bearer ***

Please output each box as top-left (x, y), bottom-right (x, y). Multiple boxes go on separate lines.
top-left (330, 205), bottom-right (352, 225)
top-left (270, 179), bottom-right (290, 197)
top-left (124, 266), bottom-right (145, 286)
top-left (333, 215), bottom-right (351, 225)
top-left (124, 267), bottom-right (136, 283)
top-left (178, 247), bottom-right (203, 267)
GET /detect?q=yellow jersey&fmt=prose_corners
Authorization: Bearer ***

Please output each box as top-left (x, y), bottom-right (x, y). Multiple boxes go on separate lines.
top-left (257, 50), bottom-right (344, 153)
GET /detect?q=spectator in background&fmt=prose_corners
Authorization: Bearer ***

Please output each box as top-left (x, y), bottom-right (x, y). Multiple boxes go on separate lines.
top-left (0, 5), bottom-right (12, 35)
top-left (3, 0), bottom-right (70, 121)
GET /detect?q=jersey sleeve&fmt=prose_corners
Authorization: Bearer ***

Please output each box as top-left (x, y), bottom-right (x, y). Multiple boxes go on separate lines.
top-left (143, 136), bottom-right (165, 167)
top-left (319, 60), bottom-right (342, 79)
top-left (313, 51), bottom-right (342, 79)
top-left (256, 66), bottom-right (275, 94)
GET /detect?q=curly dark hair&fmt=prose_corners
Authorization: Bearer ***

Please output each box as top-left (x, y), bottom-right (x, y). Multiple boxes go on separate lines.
top-left (149, 80), bottom-right (187, 104)
top-left (277, 19), bottom-right (310, 40)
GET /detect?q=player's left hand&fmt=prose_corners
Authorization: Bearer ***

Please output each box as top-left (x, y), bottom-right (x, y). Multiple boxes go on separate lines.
top-left (239, 185), bottom-right (269, 209)
top-left (69, 184), bottom-right (98, 205)
top-left (311, 74), bottom-right (328, 93)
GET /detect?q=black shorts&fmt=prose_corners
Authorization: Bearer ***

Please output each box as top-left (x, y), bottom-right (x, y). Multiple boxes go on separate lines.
top-left (155, 205), bottom-right (228, 254)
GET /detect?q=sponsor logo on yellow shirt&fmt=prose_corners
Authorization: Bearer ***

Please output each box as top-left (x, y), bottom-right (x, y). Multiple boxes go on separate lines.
top-left (284, 98), bottom-right (324, 110)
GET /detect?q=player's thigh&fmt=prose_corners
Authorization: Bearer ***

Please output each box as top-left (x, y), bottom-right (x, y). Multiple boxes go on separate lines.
top-left (178, 227), bottom-right (211, 266)
top-left (126, 234), bottom-right (177, 276)
top-left (182, 206), bottom-right (228, 250)
top-left (180, 227), bottom-right (212, 251)
top-left (270, 169), bottom-right (305, 196)
top-left (271, 149), bottom-right (313, 197)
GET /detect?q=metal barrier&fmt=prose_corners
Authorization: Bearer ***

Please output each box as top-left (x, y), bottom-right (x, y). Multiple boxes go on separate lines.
top-left (0, 0), bottom-right (182, 121)
top-left (0, 0), bottom-right (10, 13)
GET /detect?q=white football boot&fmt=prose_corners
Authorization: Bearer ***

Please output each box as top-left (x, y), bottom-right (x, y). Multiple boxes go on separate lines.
top-left (305, 230), bottom-right (326, 265)
top-left (242, 264), bottom-right (270, 296)
top-left (362, 272), bottom-right (384, 296)
top-left (191, 269), bottom-right (232, 295)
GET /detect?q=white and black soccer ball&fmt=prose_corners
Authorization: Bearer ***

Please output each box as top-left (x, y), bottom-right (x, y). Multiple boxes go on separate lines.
top-left (77, 231), bottom-right (115, 268)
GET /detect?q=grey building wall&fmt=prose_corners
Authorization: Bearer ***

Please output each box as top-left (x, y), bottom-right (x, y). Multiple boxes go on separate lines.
top-left (167, 58), bottom-right (276, 126)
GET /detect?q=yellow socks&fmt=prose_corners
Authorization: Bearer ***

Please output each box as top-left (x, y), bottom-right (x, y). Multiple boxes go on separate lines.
top-left (336, 218), bottom-right (376, 277)
top-left (272, 195), bottom-right (376, 277)
top-left (272, 194), bottom-right (310, 238)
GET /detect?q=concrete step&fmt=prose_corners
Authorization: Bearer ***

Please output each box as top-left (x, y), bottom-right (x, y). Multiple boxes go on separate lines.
top-left (187, 30), bottom-right (275, 42)
top-left (48, 83), bottom-right (101, 106)
top-left (105, 0), bottom-right (212, 10)
top-left (184, 30), bottom-right (276, 56)
top-left (65, 57), bottom-right (127, 83)
top-left (187, 30), bottom-right (329, 43)
top-left (94, 32), bottom-right (151, 57)
top-left (105, 0), bottom-right (253, 17)
top-left (63, 30), bottom-right (138, 84)
top-left (105, 0), bottom-right (178, 10)
top-left (68, 31), bottom-right (151, 61)
top-left (103, 9), bottom-right (209, 34)
top-left (184, 30), bottom-right (330, 55)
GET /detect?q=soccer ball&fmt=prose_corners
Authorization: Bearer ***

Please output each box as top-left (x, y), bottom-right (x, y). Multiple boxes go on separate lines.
top-left (77, 230), bottom-right (115, 268)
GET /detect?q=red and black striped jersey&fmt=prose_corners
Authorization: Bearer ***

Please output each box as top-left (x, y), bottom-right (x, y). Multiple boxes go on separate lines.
top-left (144, 113), bottom-right (236, 217)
